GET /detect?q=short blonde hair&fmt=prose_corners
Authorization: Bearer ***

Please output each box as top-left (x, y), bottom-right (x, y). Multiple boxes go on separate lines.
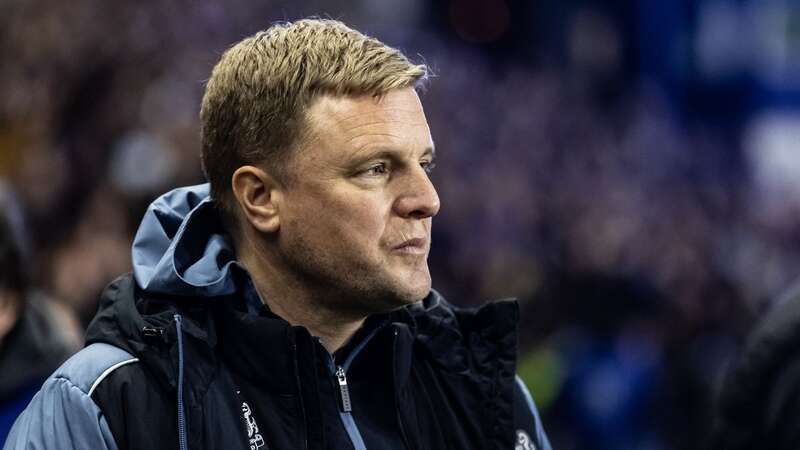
top-left (200, 19), bottom-right (428, 216)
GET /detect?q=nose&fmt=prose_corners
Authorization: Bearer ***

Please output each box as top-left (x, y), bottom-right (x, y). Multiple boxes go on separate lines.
top-left (394, 167), bottom-right (441, 219)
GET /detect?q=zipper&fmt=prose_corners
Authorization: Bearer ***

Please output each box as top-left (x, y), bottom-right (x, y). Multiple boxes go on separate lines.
top-left (326, 355), bottom-right (366, 450)
top-left (174, 314), bottom-right (188, 450)
top-left (322, 322), bottom-right (386, 450)
top-left (335, 366), bottom-right (352, 412)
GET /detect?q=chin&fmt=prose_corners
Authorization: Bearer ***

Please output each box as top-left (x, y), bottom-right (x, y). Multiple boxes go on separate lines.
top-left (362, 280), bottom-right (428, 314)
top-left (410, 282), bottom-right (432, 302)
top-left (393, 275), bottom-right (432, 305)
top-left (354, 266), bottom-right (431, 313)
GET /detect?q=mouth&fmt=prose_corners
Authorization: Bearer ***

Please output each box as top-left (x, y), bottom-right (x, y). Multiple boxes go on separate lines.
top-left (391, 237), bottom-right (428, 255)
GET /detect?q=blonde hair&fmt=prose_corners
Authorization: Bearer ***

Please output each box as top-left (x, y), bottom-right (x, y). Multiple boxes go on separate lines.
top-left (200, 19), bottom-right (428, 216)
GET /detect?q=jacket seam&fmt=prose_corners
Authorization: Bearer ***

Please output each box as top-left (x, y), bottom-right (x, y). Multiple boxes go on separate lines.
top-left (89, 358), bottom-right (141, 396)
top-left (50, 375), bottom-right (103, 401)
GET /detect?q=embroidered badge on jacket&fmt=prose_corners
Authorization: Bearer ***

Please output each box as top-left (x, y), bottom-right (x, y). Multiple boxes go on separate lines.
top-left (515, 429), bottom-right (537, 450)
top-left (241, 402), bottom-right (266, 449)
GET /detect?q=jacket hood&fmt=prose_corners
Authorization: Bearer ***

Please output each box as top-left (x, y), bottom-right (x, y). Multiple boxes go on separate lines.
top-left (132, 183), bottom-right (239, 297)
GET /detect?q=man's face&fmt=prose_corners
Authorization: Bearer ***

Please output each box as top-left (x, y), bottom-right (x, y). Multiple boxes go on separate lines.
top-left (276, 87), bottom-right (439, 314)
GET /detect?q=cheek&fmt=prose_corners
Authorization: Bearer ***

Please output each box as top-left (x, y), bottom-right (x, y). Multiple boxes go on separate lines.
top-left (338, 198), bottom-right (389, 243)
top-left (294, 192), bottom-right (389, 246)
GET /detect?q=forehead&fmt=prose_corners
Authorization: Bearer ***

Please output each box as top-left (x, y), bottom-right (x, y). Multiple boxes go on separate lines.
top-left (303, 88), bottom-right (433, 158)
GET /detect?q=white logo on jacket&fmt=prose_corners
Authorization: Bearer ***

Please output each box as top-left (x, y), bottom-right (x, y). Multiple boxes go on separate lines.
top-left (241, 402), bottom-right (266, 449)
top-left (515, 429), bottom-right (537, 450)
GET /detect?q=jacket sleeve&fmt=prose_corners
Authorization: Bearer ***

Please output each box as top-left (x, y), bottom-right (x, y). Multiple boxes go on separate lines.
top-left (2, 376), bottom-right (118, 450)
top-left (513, 376), bottom-right (553, 450)
top-left (2, 343), bottom-right (137, 450)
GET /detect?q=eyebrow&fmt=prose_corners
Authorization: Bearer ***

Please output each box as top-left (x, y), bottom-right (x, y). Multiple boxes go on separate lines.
top-left (351, 145), bottom-right (436, 165)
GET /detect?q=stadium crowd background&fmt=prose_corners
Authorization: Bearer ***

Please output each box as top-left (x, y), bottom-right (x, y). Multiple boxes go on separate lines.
top-left (2, 0), bottom-right (800, 449)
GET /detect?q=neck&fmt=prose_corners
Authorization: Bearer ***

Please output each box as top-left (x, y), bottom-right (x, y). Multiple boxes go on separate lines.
top-left (238, 239), bottom-right (365, 353)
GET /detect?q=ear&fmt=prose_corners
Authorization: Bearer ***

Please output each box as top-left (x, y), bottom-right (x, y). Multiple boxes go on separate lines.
top-left (231, 165), bottom-right (282, 233)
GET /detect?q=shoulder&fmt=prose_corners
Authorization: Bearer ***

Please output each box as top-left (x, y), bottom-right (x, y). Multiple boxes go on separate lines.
top-left (2, 343), bottom-right (138, 450)
top-left (52, 343), bottom-right (140, 396)
top-left (711, 286), bottom-right (800, 449)
top-left (513, 376), bottom-right (553, 450)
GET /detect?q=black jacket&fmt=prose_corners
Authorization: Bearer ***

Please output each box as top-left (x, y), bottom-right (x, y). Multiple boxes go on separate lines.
top-left (4, 184), bottom-right (551, 450)
top-left (86, 273), bottom-right (550, 450)
top-left (710, 282), bottom-right (800, 450)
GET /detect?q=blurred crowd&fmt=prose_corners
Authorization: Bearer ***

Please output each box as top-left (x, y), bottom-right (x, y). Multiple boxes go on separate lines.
top-left (2, 1), bottom-right (800, 449)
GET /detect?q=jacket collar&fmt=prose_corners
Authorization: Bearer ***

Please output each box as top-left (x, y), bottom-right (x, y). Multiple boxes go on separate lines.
top-left (87, 271), bottom-right (520, 409)
top-left (393, 290), bottom-right (519, 380)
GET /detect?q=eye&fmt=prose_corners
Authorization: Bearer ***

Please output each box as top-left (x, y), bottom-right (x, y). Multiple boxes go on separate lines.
top-left (421, 160), bottom-right (436, 174)
top-left (362, 162), bottom-right (388, 177)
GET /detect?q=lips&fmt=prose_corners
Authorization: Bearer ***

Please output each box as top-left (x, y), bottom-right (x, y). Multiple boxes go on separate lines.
top-left (392, 237), bottom-right (428, 254)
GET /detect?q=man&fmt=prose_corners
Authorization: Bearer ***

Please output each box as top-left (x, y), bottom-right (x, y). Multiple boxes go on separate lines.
top-left (0, 193), bottom-right (81, 444)
top-left (4, 19), bottom-right (551, 450)
top-left (709, 281), bottom-right (800, 450)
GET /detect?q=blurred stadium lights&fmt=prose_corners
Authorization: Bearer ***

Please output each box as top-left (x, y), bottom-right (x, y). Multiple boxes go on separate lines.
top-left (744, 112), bottom-right (800, 223)
top-left (695, 0), bottom-right (746, 80)
top-left (749, 0), bottom-right (800, 89)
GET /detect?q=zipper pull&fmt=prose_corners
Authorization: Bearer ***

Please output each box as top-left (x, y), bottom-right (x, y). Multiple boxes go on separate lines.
top-left (335, 366), bottom-right (352, 412)
top-left (141, 326), bottom-right (166, 343)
